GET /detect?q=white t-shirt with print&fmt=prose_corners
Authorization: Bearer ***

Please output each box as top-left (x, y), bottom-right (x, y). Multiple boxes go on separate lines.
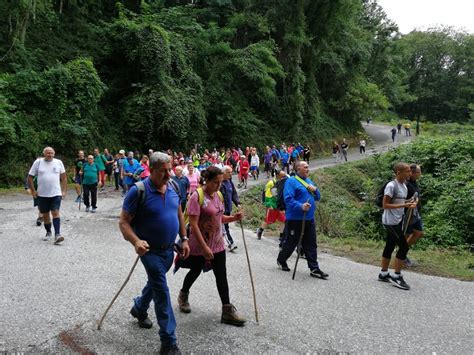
top-left (382, 180), bottom-right (407, 225)
top-left (28, 158), bottom-right (65, 197)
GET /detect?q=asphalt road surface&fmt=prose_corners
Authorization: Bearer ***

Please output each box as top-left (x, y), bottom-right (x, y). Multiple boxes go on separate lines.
top-left (1, 124), bottom-right (472, 354)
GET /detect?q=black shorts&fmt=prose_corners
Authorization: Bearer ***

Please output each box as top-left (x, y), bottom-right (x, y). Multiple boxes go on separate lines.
top-left (38, 196), bottom-right (62, 213)
top-left (264, 162), bottom-right (271, 172)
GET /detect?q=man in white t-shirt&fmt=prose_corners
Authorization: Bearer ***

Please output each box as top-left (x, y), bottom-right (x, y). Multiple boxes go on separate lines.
top-left (378, 162), bottom-right (417, 290)
top-left (28, 147), bottom-right (67, 244)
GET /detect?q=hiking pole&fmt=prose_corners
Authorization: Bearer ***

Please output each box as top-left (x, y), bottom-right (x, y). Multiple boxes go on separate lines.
top-left (78, 180), bottom-right (83, 211)
top-left (292, 199), bottom-right (310, 281)
top-left (403, 192), bottom-right (418, 235)
top-left (97, 255), bottom-right (140, 330)
top-left (239, 220), bottom-right (259, 324)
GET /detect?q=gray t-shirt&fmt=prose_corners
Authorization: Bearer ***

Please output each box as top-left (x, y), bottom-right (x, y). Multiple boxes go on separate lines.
top-left (382, 180), bottom-right (407, 225)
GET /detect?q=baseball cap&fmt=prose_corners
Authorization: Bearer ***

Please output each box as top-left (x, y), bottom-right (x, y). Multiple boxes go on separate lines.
top-left (119, 149), bottom-right (125, 154)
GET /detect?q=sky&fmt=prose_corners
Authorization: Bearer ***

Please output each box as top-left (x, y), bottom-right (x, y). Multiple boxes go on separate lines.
top-left (377, 0), bottom-right (474, 34)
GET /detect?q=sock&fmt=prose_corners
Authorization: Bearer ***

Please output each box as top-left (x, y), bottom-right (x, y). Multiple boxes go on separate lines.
top-left (44, 223), bottom-right (52, 233)
top-left (391, 271), bottom-right (401, 278)
top-left (380, 270), bottom-right (389, 276)
top-left (53, 217), bottom-right (60, 235)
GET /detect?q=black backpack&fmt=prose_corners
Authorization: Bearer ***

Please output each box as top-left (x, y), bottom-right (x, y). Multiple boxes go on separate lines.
top-left (375, 180), bottom-right (398, 208)
top-left (276, 177), bottom-right (287, 211)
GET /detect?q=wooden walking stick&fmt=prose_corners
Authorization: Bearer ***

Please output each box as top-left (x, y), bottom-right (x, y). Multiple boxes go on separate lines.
top-left (403, 192), bottom-right (418, 235)
top-left (239, 220), bottom-right (259, 323)
top-left (292, 199), bottom-right (310, 281)
top-left (97, 255), bottom-right (140, 330)
top-left (292, 210), bottom-right (307, 280)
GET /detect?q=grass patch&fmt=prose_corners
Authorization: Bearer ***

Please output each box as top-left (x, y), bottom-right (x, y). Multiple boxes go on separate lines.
top-left (240, 179), bottom-right (474, 281)
top-left (318, 235), bottom-right (474, 281)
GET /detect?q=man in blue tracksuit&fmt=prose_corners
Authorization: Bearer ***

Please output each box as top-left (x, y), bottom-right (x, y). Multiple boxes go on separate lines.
top-left (276, 161), bottom-right (329, 279)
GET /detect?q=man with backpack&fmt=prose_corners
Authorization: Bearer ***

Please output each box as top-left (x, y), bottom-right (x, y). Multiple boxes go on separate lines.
top-left (119, 152), bottom-right (189, 355)
top-left (404, 164), bottom-right (424, 267)
top-left (256, 170), bottom-right (287, 241)
top-left (378, 162), bottom-right (417, 290)
top-left (276, 161), bottom-right (328, 279)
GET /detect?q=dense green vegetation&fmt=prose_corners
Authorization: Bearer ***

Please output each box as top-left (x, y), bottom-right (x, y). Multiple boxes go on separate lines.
top-left (241, 134), bottom-right (474, 279)
top-left (1, 1), bottom-right (473, 186)
top-left (242, 135), bottom-right (474, 248)
top-left (315, 136), bottom-right (474, 248)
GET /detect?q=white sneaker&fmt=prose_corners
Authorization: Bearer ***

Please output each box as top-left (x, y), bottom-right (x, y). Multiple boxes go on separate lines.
top-left (54, 234), bottom-right (64, 245)
top-left (43, 231), bottom-right (52, 241)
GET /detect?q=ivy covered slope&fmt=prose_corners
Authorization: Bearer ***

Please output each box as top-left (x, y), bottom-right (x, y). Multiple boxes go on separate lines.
top-left (315, 134), bottom-right (474, 248)
top-left (1, 1), bottom-right (473, 186)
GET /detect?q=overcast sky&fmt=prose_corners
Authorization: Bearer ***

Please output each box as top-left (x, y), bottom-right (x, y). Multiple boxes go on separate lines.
top-left (377, 0), bottom-right (474, 34)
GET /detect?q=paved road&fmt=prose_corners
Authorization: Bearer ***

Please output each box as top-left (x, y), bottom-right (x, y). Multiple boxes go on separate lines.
top-left (233, 122), bottom-right (412, 192)
top-left (1, 124), bottom-right (472, 354)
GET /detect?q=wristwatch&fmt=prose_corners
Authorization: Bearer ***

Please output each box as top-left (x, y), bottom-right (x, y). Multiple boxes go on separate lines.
top-left (181, 236), bottom-right (189, 242)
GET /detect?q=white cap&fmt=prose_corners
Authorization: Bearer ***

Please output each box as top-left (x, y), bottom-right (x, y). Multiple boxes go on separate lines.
top-left (119, 149), bottom-right (125, 154)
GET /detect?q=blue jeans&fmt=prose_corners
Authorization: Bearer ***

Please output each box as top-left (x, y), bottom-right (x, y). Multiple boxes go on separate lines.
top-left (133, 249), bottom-right (176, 346)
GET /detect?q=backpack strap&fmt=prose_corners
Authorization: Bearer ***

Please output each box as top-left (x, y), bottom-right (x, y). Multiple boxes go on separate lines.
top-left (168, 180), bottom-right (181, 200)
top-left (135, 180), bottom-right (146, 211)
top-left (294, 175), bottom-right (315, 195)
top-left (196, 187), bottom-right (223, 205)
top-left (197, 187), bottom-right (205, 206)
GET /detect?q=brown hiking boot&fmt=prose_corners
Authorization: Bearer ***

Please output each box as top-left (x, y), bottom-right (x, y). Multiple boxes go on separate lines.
top-left (177, 290), bottom-right (191, 313)
top-left (221, 304), bottom-right (246, 326)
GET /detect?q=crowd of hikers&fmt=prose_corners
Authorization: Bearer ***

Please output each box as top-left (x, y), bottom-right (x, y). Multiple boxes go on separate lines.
top-left (25, 141), bottom-right (424, 354)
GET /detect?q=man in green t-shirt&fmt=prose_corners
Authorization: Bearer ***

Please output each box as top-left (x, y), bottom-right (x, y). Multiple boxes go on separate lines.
top-left (81, 155), bottom-right (100, 213)
top-left (74, 150), bottom-right (86, 203)
top-left (94, 148), bottom-right (107, 191)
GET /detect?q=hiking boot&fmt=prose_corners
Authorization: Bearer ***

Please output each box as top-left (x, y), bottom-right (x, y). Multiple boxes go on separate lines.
top-left (36, 217), bottom-right (43, 226)
top-left (91, 207), bottom-right (97, 213)
top-left (130, 307), bottom-right (153, 328)
top-left (54, 234), bottom-right (64, 245)
top-left (228, 243), bottom-right (238, 252)
top-left (43, 231), bottom-right (52, 241)
top-left (378, 272), bottom-right (390, 283)
top-left (85, 206), bottom-right (90, 212)
top-left (75, 196), bottom-right (81, 203)
top-left (177, 290), bottom-right (191, 313)
top-left (159, 344), bottom-right (181, 355)
top-left (277, 260), bottom-right (290, 272)
top-left (256, 228), bottom-right (263, 240)
top-left (221, 304), bottom-right (246, 326)
top-left (389, 274), bottom-right (410, 290)
top-left (310, 268), bottom-right (329, 279)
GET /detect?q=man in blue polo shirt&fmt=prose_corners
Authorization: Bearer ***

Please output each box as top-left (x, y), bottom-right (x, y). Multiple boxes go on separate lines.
top-left (122, 152), bottom-right (141, 194)
top-left (276, 161), bottom-right (328, 279)
top-left (119, 152), bottom-right (190, 355)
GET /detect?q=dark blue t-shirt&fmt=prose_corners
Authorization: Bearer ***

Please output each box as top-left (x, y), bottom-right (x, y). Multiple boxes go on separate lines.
top-left (122, 178), bottom-right (179, 247)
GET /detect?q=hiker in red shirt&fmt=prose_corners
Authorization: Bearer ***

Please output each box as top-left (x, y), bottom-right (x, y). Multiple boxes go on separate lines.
top-left (238, 155), bottom-right (249, 188)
